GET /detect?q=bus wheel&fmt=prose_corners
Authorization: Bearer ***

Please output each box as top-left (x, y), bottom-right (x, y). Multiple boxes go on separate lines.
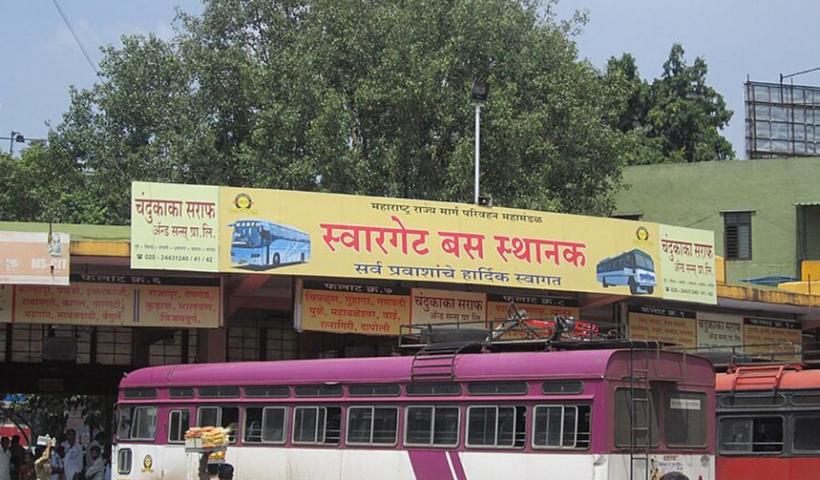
top-left (602, 278), bottom-right (608, 288)
top-left (629, 278), bottom-right (638, 294)
top-left (646, 286), bottom-right (654, 294)
top-left (273, 253), bottom-right (280, 266)
top-left (301, 253), bottom-right (305, 263)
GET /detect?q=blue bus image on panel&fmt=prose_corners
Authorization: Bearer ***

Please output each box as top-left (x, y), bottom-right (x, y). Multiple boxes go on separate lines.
top-left (230, 219), bottom-right (311, 269)
top-left (596, 249), bottom-right (656, 295)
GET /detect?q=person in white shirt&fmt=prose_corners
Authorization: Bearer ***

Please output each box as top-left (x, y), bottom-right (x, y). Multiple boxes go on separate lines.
top-left (85, 433), bottom-right (106, 469)
top-left (0, 437), bottom-right (11, 480)
top-left (83, 447), bottom-right (105, 480)
top-left (60, 430), bottom-right (83, 480)
top-left (49, 446), bottom-right (64, 480)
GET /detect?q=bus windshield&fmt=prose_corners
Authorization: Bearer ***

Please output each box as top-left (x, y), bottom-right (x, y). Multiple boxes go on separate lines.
top-left (635, 252), bottom-right (654, 271)
top-left (232, 225), bottom-right (264, 247)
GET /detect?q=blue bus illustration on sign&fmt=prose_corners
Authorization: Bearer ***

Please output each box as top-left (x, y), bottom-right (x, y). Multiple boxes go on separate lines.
top-left (596, 249), bottom-right (656, 295)
top-left (229, 219), bottom-right (311, 269)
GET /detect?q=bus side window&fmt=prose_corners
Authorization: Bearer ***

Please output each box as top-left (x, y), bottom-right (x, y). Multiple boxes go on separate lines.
top-left (168, 410), bottom-right (190, 444)
top-left (117, 407), bottom-right (134, 440)
top-left (793, 414), bottom-right (820, 452)
top-left (293, 406), bottom-right (342, 445)
top-left (197, 406), bottom-right (239, 443)
top-left (718, 416), bottom-right (783, 454)
top-left (466, 405), bottom-right (526, 449)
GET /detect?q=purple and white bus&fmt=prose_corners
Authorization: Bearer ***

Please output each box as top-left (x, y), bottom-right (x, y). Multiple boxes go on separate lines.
top-left (114, 347), bottom-right (715, 480)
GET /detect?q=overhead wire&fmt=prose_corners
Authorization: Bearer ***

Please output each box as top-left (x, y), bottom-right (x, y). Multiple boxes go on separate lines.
top-left (51, 0), bottom-right (100, 76)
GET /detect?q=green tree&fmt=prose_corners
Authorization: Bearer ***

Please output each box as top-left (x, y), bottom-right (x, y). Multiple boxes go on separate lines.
top-left (605, 44), bottom-right (734, 164)
top-left (0, 0), bottom-right (627, 224)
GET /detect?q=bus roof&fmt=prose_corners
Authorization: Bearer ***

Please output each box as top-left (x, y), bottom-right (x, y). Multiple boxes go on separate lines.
top-left (717, 365), bottom-right (820, 392)
top-left (120, 349), bottom-right (714, 390)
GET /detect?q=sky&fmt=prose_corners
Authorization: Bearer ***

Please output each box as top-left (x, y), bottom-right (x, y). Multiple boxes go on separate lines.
top-left (1, 0), bottom-right (819, 158)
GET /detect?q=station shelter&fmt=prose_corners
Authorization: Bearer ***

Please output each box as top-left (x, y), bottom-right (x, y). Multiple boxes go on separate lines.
top-left (1, 182), bottom-right (819, 399)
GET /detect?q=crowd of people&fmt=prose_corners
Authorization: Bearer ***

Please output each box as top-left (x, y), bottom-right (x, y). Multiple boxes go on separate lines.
top-left (0, 430), bottom-right (110, 480)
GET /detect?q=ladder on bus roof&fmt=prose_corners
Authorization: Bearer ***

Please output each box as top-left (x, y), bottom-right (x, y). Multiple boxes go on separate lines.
top-left (623, 341), bottom-right (687, 480)
top-left (730, 364), bottom-right (795, 394)
top-left (410, 342), bottom-right (481, 382)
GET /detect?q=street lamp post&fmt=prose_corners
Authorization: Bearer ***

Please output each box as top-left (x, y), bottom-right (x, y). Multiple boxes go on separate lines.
top-left (5, 131), bottom-right (25, 155)
top-left (471, 80), bottom-right (489, 205)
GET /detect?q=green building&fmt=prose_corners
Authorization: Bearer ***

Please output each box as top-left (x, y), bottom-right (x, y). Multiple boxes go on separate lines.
top-left (614, 156), bottom-right (820, 285)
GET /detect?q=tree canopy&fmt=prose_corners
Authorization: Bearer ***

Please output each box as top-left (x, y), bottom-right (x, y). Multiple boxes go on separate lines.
top-left (0, 2), bottom-right (735, 225)
top-left (604, 44), bottom-right (734, 165)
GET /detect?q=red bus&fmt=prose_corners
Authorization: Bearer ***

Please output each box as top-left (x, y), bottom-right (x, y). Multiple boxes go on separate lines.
top-left (716, 364), bottom-right (820, 479)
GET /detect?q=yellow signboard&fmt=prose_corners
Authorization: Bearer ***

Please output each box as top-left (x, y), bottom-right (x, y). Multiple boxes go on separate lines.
top-left (659, 225), bottom-right (716, 303)
top-left (411, 288), bottom-right (486, 326)
top-left (487, 294), bottom-right (580, 324)
top-left (131, 182), bottom-right (220, 272)
top-left (296, 280), bottom-right (410, 335)
top-left (0, 231), bottom-right (70, 285)
top-left (696, 312), bottom-right (743, 352)
top-left (0, 281), bottom-right (221, 328)
top-left (131, 182), bottom-right (717, 303)
top-left (743, 317), bottom-right (802, 360)
top-left (628, 305), bottom-right (697, 348)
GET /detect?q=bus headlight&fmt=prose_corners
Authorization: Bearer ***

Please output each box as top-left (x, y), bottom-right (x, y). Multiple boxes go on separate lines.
top-left (700, 455), bottom-right (709, 467)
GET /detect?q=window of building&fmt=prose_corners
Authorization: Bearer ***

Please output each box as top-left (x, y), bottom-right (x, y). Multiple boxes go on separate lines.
top-left (168, 410), bottom-right (190, 444)
top-left (197, 406), bottom-right (239, 442)
top-left (292, 407), bottom-right (342, 445)
top-left (532, 405), bottom-right (591, 449)
top-left (346, 407), bottom-right (399, 446)
top-left (794, 414), bottom-right (820, 452)
top-left (149, 330), bottom-right (195, 366)
top-left (718, 416), bottom-right (783, 454)
top-left (724, 211), bottom-right (753, 260)
top-left (0, 323), bottom-right (7, 362)
top-left (265, 323), bottom-right (299, 360)
top-left (665, 392), bottom-right (708, 448)
top-left (612, 213), bottom-right (643, 221)
top-left (228, 326), bottom-right (261, 362)
top-left (96, 327), bottom-right (132, 365)
top-left (614, 389), bottom-right (660, 448)
top-left (466, 406), bottom-right (526, 448)
top-left (405, 406), bottom-right (460, 447)
top-left (244, 407), bottom-right (287, 444)
top-left (11, 324), bottom-right (43, 363)
top-left (130, 406), bottom-right (158, 441)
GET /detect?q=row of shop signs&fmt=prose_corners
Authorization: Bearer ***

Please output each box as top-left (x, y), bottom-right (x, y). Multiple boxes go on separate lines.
top-left (294, 280), bottom-right (579, 335)
top-left (295, 281), bottom-right (801, 355)
top-left (0, 276), bottom-right (221, 328)
top-left (628, 305), bottom-right (802, 354)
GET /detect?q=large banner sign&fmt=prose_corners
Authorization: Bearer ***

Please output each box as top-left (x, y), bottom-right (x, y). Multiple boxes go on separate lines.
top-left (131, 182), bottom-right (220, 272)
top-left (0, 231), bottom-right (70, 285)
top-left (659, 225), bottom-right (716, 303)
top-left (131, 182), bottom-right (717, 304)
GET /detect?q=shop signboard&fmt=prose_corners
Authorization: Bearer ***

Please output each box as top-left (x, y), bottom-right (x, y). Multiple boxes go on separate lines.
top-left (696, 312), bottom-right (743, 352)
top-left (131, 182), bottom-right (220, 272)
top-left (658, 225), bottom-right (716, 303)
top-left (295, 280), bottom-right (410, 335)
top-left (0, 231), bottom-right (70, 285)
top-left (628, 305), bottom-right (697, 348)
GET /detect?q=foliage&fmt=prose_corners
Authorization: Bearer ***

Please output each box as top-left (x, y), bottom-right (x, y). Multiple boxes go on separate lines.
top-left (4, 395), bottom-right (107, 440)
top-left (0, 0), bottom-right (627, 223)
top-left (604, 44), bottom-right (734, 164)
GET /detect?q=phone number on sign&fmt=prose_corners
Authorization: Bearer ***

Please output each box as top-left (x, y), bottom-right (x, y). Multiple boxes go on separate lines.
top-left (138, 254), bottom-right (213, 263)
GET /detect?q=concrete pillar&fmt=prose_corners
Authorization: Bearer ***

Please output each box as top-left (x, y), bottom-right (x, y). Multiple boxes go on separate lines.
top-left (198, 328), bottom-right (228, 363)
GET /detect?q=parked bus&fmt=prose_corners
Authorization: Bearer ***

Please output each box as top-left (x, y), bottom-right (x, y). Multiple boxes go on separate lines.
top-left (113, 343), bottom-right (714, 480)
top-left (716, 364), bottom-right (820, 479)
top-left (596, 249), bottom-right (657, 295)
top-left (229, 219), bottom-right (311, 269)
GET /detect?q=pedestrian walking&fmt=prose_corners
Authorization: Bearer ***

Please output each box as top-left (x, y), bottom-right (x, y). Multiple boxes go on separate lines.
top-left (33, 443), bottom-right (52, 480)
top-left (82, 447), bottom-right (104, 480)
top-left (17, 452), bottom-right (35, 480)
top-left (9, 436), bottom-right (24, 480)
top-left (59, 431), bottom-right (81, 480)
top-left (0, 438), bottom-right (12, 480)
